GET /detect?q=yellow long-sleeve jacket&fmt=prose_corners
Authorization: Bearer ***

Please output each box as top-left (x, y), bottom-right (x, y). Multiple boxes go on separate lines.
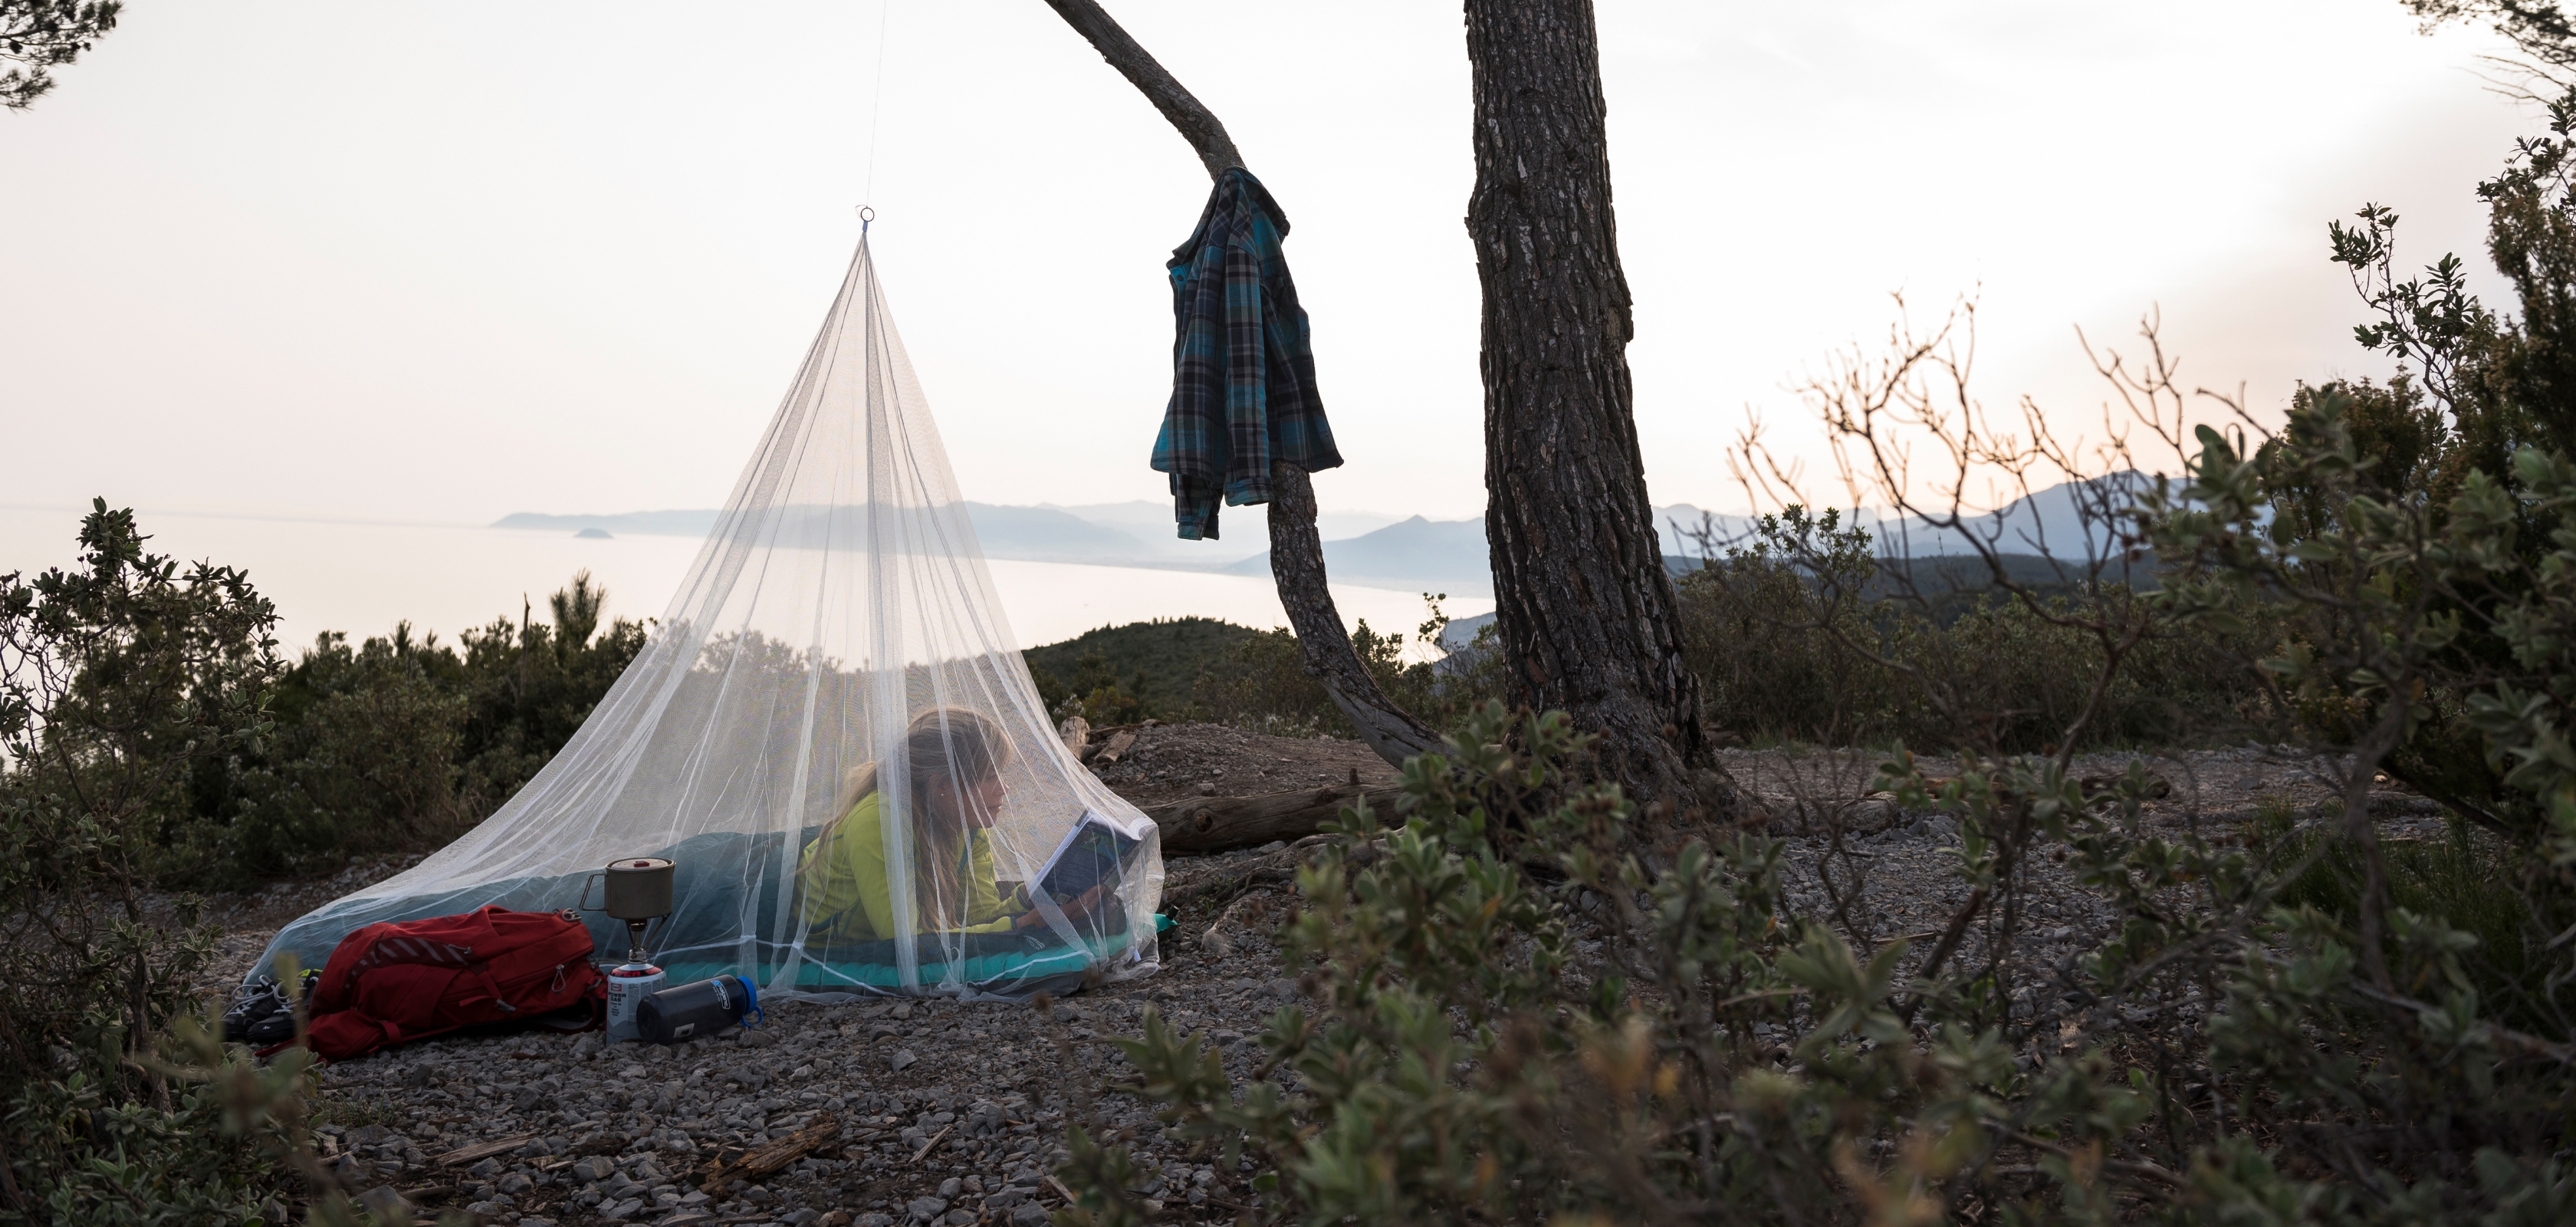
top-left (797, 792), bottom-right (1017, 945)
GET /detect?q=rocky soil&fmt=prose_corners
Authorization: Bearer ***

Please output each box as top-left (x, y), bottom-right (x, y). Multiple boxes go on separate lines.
top-left (294, 956), bottom-right (1296, 1227)
top-left (200, 729), bottom-right (2446, 1226)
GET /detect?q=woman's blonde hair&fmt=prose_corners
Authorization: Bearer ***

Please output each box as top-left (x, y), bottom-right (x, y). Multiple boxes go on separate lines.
top-left (836, 706), bottom-right (1012, 929)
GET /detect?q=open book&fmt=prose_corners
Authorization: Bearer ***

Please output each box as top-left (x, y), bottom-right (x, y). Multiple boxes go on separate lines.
top-left (1030, 808), bottom-right (1152, 902)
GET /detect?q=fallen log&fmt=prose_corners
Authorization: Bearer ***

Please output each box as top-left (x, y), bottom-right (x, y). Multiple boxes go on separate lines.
top-left (697, 1113), bottom-right (839, 1194)
top-left (1145, 782), bottom-right (1401, 854)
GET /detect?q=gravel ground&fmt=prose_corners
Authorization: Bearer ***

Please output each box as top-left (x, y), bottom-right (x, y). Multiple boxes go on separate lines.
top-left (201, 731), bottom-right (2446, 1225)
top-left (298, 952), bottom-right (1297, 1227)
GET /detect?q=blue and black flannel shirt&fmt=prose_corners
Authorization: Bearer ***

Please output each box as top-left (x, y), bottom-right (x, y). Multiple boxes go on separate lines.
top-left (1148, 168), bottom-right (1342, 541)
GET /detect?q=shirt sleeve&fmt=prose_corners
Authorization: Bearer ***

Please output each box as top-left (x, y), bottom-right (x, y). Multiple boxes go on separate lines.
top-left (955, 832), bottom-right (1017, 934)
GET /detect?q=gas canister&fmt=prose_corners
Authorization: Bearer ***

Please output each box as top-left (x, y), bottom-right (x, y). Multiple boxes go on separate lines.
top-left (603, 962), bottom-right (666, 1041)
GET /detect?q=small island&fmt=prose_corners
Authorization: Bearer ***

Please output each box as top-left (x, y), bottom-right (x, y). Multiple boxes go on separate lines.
top-left (573, 527), bottom-right (613, 540)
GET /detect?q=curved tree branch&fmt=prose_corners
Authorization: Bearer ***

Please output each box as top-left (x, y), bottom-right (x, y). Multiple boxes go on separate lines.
top-left (1040, 0), bottom-right (1442, 767)
top-left (1265, 463), bottom-right (1443, 764)
top-left (1039, 0), bottom-right (1244, 177)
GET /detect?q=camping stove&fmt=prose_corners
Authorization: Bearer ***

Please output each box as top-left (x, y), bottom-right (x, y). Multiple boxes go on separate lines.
top-left (587, 857), bottom-right (674, 1042)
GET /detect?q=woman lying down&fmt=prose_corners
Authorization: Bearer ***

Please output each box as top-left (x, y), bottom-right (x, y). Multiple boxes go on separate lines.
top-left (795, 707), bottom-right (1112, 946)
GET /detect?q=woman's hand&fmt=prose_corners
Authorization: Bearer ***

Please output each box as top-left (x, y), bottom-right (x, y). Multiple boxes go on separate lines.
top-left (1012, 883), bottom-right (1108, 930)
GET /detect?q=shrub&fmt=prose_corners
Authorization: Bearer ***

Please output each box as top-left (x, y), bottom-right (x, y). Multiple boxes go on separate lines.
top-left (0, 502), bottom-right (326, 1222)
top-left (1041, 648), bottom-right (1156, 728)
top-left (1027, 618), bottom-right (1260, 719)
top-left (179, 629), bottom-right (472, 884)
top-left (1193, 597), bottom-right (1504, 739)
top-left (1674, 506), bottom-right (2273, 752)
top-left (1188, 626), bottom-right (1329, 735)
top-left (1065, 692), bottom-right (2575, 1223)
top-left (441, 571), bottom-right (649, 808)
top-left (1058, 704), bottom-right (2180, 1224)
top-left (155, 569), bottom-right (647, 887)
top-left (2261, 803), bottom-right (2560, 1035)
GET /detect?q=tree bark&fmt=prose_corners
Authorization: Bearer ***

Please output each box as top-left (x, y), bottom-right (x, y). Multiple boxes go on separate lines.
top-left (1463, 0), bottom-right (1733, 816)
top-left (1040, 0), bottom-right (1441, 768)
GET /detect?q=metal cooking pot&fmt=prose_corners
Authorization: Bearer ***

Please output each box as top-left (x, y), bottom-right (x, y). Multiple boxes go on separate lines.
top-left (583, 857), bottom-right (675, 922)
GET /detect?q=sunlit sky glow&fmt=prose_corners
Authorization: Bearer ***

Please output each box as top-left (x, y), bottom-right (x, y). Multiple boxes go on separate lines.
top-left (0, 1), bottom-right (2537, 528)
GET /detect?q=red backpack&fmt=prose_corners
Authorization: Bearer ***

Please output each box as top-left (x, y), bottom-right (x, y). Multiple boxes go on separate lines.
top-left (303, 906), bottom-right (605, 1061)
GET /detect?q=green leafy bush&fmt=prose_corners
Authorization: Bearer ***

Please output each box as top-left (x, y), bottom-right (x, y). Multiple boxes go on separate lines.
top-left (155, 568), bottom-right (647, 887)
top-left (0, 502), bottom-right (319, 1222)
top-left (1066, 683), bottom-right (2574, 1223)
top-left (1058, 705), bottom-right (2185, 1224)
top-left (1192, 598), bottom-right (1503, 739)
top-left (1674, 507), bottom-right (2273, 753)
top-left (1027, 618), bottom-right (1260, 720)
top-left (0, 503), bottom-right (554, 1222)
top-left (1040, 648), bottom-right (1158, 727)
top-left (438, 571), bottom-right (649, 811)
top-left (2261, 803), bottom-right (2557, 1035)
top-left (179, 630), bottom-right (470, 883)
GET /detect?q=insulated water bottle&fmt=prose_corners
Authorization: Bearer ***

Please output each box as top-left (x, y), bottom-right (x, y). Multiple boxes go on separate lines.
top-left (604, 962), bottom-right (666, 1041)
top-left (635, 974), bottom-right (761, 1044)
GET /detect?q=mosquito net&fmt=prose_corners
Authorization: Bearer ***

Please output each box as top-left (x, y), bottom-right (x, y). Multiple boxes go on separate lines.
top-left (252, 235), bottom-right (1164, 1001)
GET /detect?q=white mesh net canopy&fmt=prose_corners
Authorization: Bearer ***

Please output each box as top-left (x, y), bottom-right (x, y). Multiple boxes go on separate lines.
top-left (255, 236), bottom-right (1164, 1000)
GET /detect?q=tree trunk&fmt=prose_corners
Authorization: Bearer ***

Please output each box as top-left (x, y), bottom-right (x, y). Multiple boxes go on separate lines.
top-left (1463, 0), bottom-right (1733, 816)
top-left (1040, 0), bottom-right (1441, 768)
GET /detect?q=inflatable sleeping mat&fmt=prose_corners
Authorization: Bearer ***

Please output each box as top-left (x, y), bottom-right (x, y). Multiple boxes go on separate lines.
top-left (255, 828), bottom-right (1162, 1001)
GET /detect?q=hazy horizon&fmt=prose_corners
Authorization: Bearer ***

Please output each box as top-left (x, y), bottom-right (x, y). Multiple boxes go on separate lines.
top-left (0, 2), bottom-right (2537, 533)
top-left (0, 504), bottom-right (1491, 658)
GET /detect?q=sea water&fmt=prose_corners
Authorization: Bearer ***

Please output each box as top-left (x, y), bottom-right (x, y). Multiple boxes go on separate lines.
top-left (0, 505), bottom-right (1487, 659)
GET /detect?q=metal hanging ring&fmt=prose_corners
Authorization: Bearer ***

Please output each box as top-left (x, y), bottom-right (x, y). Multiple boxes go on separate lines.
top-left (858, 206), bottom-right (876, 222)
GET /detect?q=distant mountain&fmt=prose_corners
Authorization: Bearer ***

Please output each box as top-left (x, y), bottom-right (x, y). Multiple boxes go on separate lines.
top-left (1221, 515), bottom-right (1495, 594)
top-left (1438, 610), bottom-right (1496, 651)
top-left (1184, 505), bottom-right (1743, 597)
top-left (504, 494), bottom-right (2163, 595)
top-left (1040, 499), bottom-right (1406, 555)
top-left (1896, 473), bottom-right (2147, 559)
top-left (1651, 504), bottom-right (1753, 558)
top-left (1641, 477), bottom-right (2155, 562)
top-left (958, 504), bottom-right (1149, 563)
top-left (494, 503), bottom-right (1144, 562)
top-left (493, 509), bottom-right (721, 537)
top-left (1038, 500), bottom-right (1194, 546)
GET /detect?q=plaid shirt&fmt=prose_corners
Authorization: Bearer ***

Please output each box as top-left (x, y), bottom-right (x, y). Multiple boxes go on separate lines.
top-left (1148, 169), bottom-right (1342, 540)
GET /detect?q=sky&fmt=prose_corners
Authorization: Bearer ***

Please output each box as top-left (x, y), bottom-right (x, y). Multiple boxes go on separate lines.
top-left (0, 0), bottom-right (2542, 530)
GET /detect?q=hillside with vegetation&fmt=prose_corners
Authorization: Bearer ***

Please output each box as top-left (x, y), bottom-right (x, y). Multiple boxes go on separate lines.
top-left (1023, 617), bottom-right (1259, 722)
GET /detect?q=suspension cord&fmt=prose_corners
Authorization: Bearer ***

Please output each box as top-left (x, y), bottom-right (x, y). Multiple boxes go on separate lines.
top-left (860, 0), bottom-right (891, 219)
